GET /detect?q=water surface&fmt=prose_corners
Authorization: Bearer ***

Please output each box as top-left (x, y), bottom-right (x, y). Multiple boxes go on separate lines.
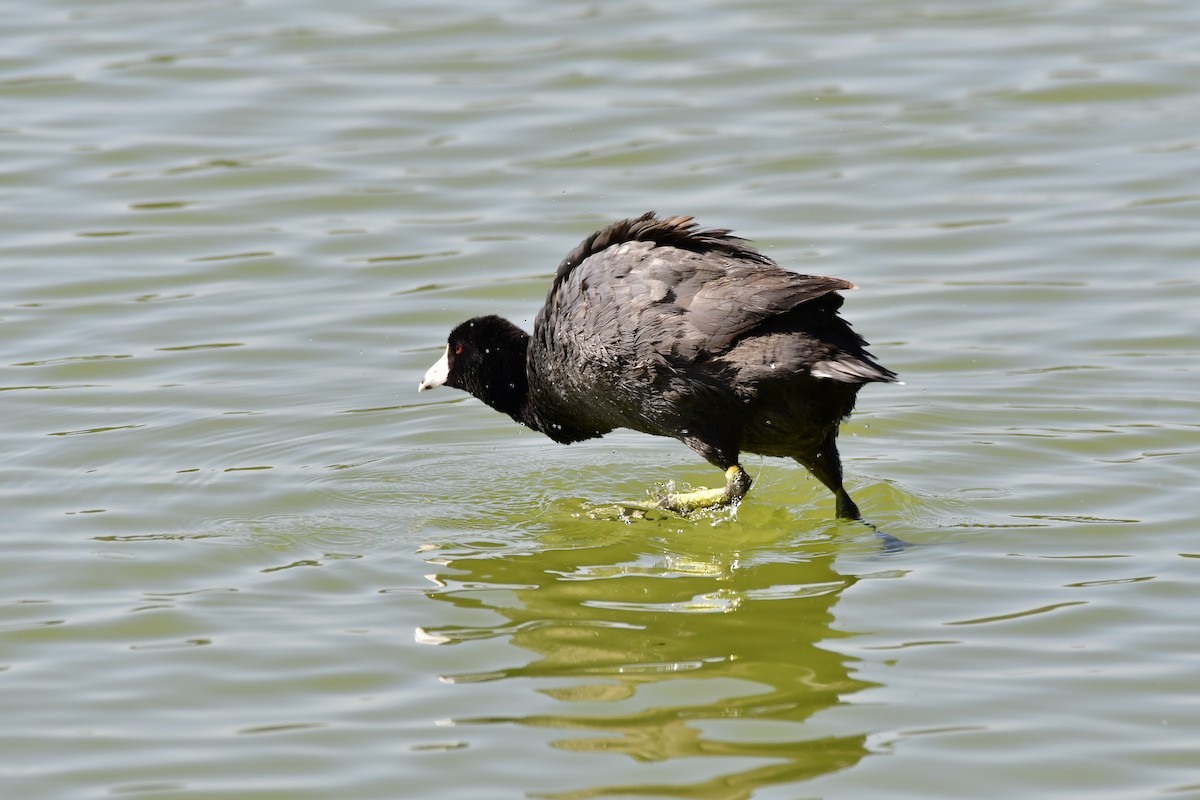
top-left (3, 1), bottom-right (1199, 798)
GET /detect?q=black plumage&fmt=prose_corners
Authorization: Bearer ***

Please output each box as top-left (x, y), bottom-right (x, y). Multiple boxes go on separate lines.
top-left (419, 212), bottom-right (897, 519)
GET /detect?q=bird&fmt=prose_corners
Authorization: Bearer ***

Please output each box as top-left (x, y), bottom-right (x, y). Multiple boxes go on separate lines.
top-left (418, 212), bottom-right (898, 519)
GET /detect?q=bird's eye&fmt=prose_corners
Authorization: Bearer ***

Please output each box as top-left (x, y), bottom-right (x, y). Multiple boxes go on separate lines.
top-left (454, 344), bottom-right (463, 355)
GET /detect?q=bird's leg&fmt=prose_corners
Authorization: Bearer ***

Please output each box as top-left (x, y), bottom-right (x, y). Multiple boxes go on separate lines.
top-left (657, 465), bottom-right (752, 514)
top-left (834, 489), bottom-right (861, 521)
top-left (797, 430), bottom-right (862, 520)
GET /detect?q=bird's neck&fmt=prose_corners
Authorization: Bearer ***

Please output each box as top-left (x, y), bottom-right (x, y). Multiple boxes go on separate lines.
top-left (474, 339), bottom-right (533, 424)
top-left (469, 328), bottom-right (597, 444)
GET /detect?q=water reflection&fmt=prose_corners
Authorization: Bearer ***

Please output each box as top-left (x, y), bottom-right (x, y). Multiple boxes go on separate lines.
top-left (419, 526), bottom-right (877, 799)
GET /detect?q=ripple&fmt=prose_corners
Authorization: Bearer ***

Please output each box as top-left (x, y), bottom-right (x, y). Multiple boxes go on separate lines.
top-left (48, 424), bottom-right (145, 437)
top-left (946, 601), bottom-right (1087, 627)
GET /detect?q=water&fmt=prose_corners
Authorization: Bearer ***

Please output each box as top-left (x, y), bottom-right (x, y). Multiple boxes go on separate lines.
top-left (4, 1), bottom-right (1199, 798)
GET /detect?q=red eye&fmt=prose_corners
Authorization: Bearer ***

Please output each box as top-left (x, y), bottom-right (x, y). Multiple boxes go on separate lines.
top-left (454, 344), bottom-right (463, 355)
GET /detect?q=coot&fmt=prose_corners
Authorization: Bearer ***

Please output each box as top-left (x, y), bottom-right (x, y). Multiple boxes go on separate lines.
top-left (419, 212), bottom-right (897, 519)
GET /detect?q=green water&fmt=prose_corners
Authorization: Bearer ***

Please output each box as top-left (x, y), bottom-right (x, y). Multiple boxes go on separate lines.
top-left (4, 1), bottom-right (1200, 798)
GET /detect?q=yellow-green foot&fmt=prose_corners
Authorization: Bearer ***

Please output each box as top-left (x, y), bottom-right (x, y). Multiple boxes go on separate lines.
top-left (657, 466), bottom-right (752, 515)
top-left (657, 484), bottom-right (729, 514)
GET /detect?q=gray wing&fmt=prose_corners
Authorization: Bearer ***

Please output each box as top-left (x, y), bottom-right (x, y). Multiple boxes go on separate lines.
top-left (536, 238), bottom-right (854, 367)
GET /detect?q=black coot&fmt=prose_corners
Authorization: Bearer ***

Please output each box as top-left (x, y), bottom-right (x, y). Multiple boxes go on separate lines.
top-left (419, 212), bottom-right (897, 519)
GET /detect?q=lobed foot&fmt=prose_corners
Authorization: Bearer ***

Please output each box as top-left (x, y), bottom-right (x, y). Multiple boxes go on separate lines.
top-left (657, 466), bottom-right (752, 515)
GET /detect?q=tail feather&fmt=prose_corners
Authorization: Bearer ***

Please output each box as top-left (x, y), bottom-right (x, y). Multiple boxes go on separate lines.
top-left (811, 357), bottom-right (899, 384)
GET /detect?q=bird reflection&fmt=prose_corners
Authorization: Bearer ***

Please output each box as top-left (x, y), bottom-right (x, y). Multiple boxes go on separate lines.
top-left (418, 524), bottom-right (880, 799)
